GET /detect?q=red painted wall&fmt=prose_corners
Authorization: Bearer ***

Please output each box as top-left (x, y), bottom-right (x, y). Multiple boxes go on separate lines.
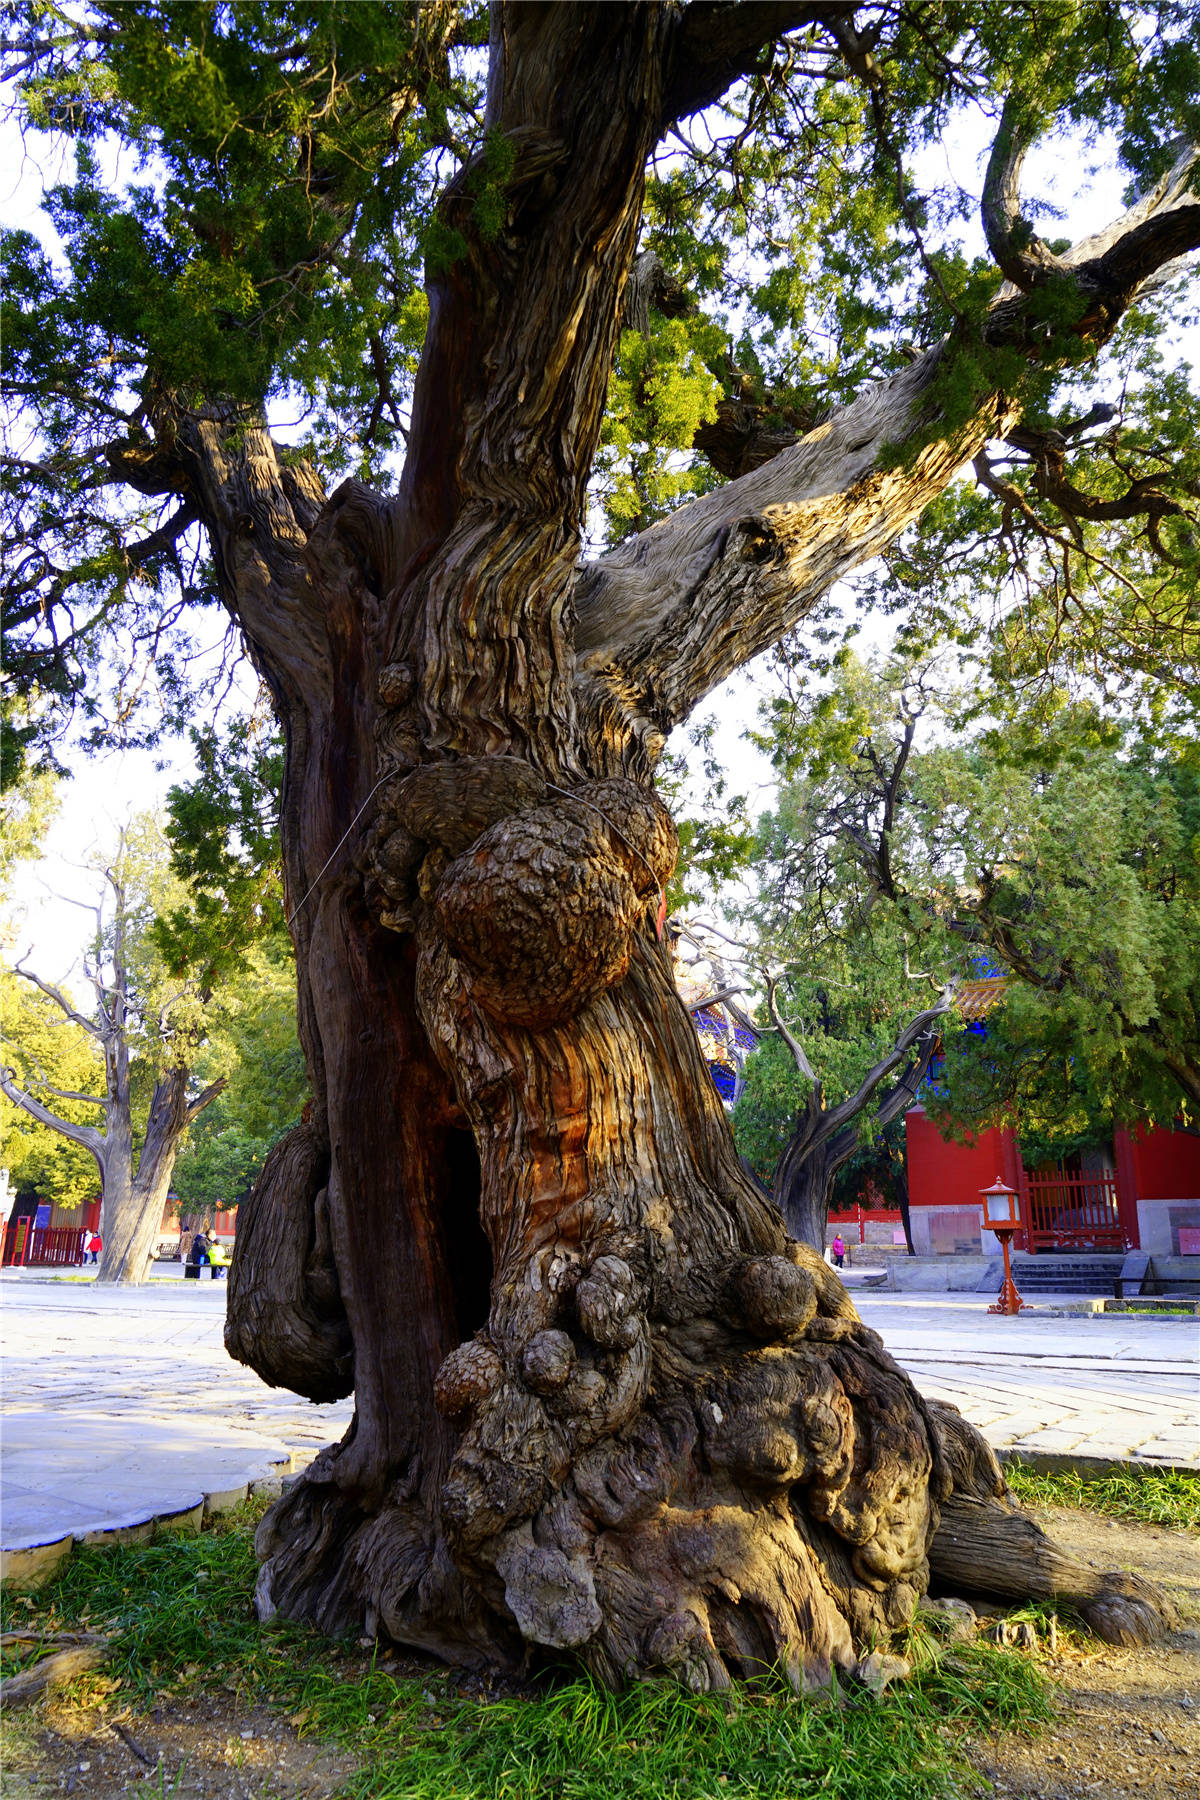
top-left (1131, 1126), bottom-right (1200, 1199)
top-left (905, 1109), bottom-right (1010, 1209)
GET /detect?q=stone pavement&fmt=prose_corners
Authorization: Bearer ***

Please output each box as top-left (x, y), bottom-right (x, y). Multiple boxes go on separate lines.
top-left (1, 1272), bottom-right (353, 1582)
top-left (1, 1272), bottom-right (1196, 1585)
top-left (855, 1291), bottom-right (1200, 1473)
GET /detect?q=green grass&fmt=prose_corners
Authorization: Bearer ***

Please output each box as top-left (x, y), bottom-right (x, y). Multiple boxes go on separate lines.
top-left (323, 1646), bottom-right (1051, 1800)
top-left (1003, 1461), bottom-right (1200, 1529)
top-left (0, 1502), bottom-right (315, 1702)
top-left (1104, 1300), bottom-right (1198, 1315)
top-left (1, 1504), bottom-right (1054, 1800)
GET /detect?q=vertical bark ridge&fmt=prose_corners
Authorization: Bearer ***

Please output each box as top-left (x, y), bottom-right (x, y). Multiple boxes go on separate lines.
top-left (386, 4), bottom-right (674, 773)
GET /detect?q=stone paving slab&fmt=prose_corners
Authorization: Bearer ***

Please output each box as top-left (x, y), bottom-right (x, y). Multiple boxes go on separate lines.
top-left (1, 1275), bottom-right (354, 1580)
top-left (2, 1274), bottom-right (1196, 1584)
top-left (855, 1291), bottom-right (1200, 1473)
top-left (0, 1411), bottom-right (298, 1551)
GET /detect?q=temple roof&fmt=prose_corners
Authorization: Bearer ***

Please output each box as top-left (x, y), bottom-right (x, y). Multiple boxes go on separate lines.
top-left (955, 976), bottom-right (1010, 1021)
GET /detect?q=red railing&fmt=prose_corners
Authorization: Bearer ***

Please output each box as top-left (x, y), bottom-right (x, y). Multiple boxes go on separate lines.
top-left (1, 1223), bottom-right (86, 1267)
top-left (827, 1205), bottom-right (904, 1245)
top-left (1020, 1170), bottom-right (1126, 1250)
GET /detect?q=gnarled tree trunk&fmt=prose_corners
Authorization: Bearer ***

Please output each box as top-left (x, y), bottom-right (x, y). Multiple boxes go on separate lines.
top-left (206, 4), bottom-right (1192, 1687)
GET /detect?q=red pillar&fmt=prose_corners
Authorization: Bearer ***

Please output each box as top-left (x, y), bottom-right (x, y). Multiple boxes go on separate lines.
top-left (1113, 1129), bottom-right (1140, 1251)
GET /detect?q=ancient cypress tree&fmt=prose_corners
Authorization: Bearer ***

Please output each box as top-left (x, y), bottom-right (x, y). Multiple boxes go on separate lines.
top-left (5, 2), bottom-right (1195, 1683)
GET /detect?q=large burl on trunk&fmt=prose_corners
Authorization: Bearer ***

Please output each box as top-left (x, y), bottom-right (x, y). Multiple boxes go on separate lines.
top-left (214, 4), bottom-right (1190, 1687)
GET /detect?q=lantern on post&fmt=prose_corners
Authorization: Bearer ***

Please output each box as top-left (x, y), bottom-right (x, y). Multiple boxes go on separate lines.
top-left (981, 1176), bottom-right (1026, 1315)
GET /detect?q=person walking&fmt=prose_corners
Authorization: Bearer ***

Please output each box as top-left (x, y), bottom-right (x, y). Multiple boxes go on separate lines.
top-left (830, 1232), bottom-right (846, 1269)
top-left (186, 1231), bottom-right (210, 1280)
top-left (207, 1239), bottom-right (229, 1279)
top-left (86, 1232), bottom-right (103, 1265)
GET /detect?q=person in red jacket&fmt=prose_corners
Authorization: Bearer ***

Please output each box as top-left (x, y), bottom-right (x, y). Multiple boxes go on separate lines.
top-left (830, 1232), bottom-right (846, 1269)
top-left (86, 1233), bottom-right (103, 1265)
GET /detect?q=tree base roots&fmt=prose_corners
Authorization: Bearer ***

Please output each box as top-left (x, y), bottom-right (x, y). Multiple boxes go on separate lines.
top-left (249, 1294), bottom-right (1176, 1689)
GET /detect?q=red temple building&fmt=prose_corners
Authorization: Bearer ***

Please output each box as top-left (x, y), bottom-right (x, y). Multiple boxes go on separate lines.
top-left (904, 979), bottom-right (1200, 1260)
top-left (905, 1110), bottom-right (1200, 1258)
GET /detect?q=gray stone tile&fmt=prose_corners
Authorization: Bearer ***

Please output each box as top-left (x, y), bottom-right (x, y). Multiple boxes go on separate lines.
top-left (3, 1278), bottom-right (1196, 1552)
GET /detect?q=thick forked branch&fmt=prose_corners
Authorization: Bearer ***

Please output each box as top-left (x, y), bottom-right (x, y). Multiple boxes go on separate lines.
top-left (871, 709), bottom-right (919, 901)
top-left (769, 983), bottom-right (952, 1246)
top-left (386, 4), bottom-right (683, 771)
top-left (766, 975), bottom-right (818, 1084)
top-left (575, 346), bottom-right (1001, 767)
top-left (981, 92), bottom-right (1062, 291)
top-left (24, 1078), bottom-right (106, 1108)
top-left (123, 500), bottom-right (200, 571)
top-left (12, 958), bottom-right (105, 1040)
top-left (819, 989), bottom-right (953, 1143)
top-left (0, 1069), bottom-right (106, 1160)
top-left (164, 407), bottom-right (331, 704)
top-left (576, 143), bottom-right (1200, 768)
top-left (185, 1075), bottom-right (228, 1125)
top-left (662, 1), bottom-right (851, 126)
top-left (1054, 139), bottom-right (1200, 290)
top-left (775, 985), bottom-right (955, 1165)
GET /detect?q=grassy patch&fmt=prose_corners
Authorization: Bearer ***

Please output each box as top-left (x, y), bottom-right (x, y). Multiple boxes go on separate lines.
top-left (1003, 1461), bottom-right (1200, 1530)
top-left (325, 1650), bottom-right (1051, 1800)
top-left (1103, 1300), bottom-right (1198, 1316)
top-left (0, 1500), bottom-right (314, 1704)
top-left (2, 1507), bottom-right (1055, 1800)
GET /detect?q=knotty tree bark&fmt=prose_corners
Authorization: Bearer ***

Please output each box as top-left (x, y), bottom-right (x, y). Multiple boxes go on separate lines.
top-left (156, 4), bottom-right (1197, 1683)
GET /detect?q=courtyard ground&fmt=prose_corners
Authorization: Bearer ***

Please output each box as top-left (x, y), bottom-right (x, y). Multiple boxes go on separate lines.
top-left (1, 1489), bottom-right (1197, 1800)
top-left (2, 1274), bottom-right (1197, 1796)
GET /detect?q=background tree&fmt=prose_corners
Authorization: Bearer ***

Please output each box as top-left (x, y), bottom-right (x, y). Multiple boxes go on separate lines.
top-left (153, 718), bottom-right (307, 1217)
top-left (171, 935), bottom-right (309, 1217)
top-left (0, 764), bottom-right (59, 901)
top-left (753, 654), bottom-right (1200, 1129)
top-left (915, 726), bottom-right (1200, 1123)
top-left (0, 766), bottom-right (97, 1208)
top-left (716, 723), bottom-right (976, 1249)
top-left (826, 1113), bottom-right (915, 1247)
top-left (0, 969), bottom-right (103, 1211)
top-left (0, 817), bottom-right (226, 1283)
top-left (5, 1), bottom-right (1195, 1681)
top-left (732, 960), bottom-right (953, 1252)
top-left (927, 1006), bottom-right (1120, 1174)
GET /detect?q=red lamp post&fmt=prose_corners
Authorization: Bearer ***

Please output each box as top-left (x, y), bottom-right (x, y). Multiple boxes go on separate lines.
top-left (982, 1176), bottom-right (1026, 1315)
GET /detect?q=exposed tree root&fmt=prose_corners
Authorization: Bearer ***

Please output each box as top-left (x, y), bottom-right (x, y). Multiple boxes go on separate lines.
top-left (253, 1439), bottom-right (521, 1672)
top-left (929, 1489), bottom-right (1179, 1646)
top-left (254, 1296), bottom-right (1175, 1683)
top-left (0, 1642), bottom-right (108, 1708)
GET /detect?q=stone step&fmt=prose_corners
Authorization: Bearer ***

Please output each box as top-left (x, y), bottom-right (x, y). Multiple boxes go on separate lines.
top-left (978, 1256), bottom-right (1126, 1294)
top-left (1012, 1261), bottom-right (1123, 1271)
